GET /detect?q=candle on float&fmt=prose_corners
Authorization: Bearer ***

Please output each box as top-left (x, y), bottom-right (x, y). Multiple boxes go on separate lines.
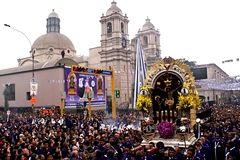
top-left (161, 111), bottom-right (164, 119)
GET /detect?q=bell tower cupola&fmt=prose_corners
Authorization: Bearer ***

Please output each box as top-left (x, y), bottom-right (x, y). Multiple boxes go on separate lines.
top-left (137, 17), bottom-right (161, 67)
top-left (100, 1), bottom-right (129, 49)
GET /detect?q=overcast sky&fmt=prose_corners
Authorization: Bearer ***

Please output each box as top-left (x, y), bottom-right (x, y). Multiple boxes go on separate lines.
top-left (1, 0), bottom-right (240, 76)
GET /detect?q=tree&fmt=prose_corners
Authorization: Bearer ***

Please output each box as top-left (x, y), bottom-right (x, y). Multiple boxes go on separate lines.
top-left (3, 84), bottom-right (10, 111)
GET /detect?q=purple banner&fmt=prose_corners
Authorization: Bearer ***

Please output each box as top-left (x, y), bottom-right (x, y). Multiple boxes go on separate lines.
top-left (64, 66), bottom-right (106, 108)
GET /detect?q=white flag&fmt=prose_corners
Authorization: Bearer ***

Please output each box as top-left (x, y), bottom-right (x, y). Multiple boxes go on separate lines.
top-left (133, 36), bottom-right (147, 108)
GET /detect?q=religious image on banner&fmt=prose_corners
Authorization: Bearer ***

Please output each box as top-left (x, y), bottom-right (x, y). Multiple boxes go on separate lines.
top-left (97, 75), bottom-right (103, 95)
top-left (64, 66), bottom-right (106, 108)
top-left (83, 77), bottom-right (94, 100)
top-left (78, 77), bottom-right (85, 98)
top-left (67, 72), bottom-right (77, 95)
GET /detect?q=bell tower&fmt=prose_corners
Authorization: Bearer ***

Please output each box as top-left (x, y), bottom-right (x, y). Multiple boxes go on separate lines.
top-left (99, 1), bottom-right (132, 108)
top-left (137, 17), bottom-right (161, 68)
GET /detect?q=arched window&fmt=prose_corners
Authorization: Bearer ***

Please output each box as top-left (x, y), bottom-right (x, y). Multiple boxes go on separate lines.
top-left (143, 36), bottom-right (148, 46)
top-left (121, 22), bottom-right (124, 33)
top-left (155, 36), bottom-right (157, 43)
top-left (107, 22), bottom-right (112, 33)
top-left (122, 37), bottom-right (127, 48)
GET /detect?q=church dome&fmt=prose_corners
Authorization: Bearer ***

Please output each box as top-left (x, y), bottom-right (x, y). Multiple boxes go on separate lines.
top-left (48, 9), bottom-right (59, 18)
top-left (142, 17), bottom-right (155, 31)
top-left (106, 1), bottom-right (122, 16)
top-left (32, 32), bottom-right (75, 51)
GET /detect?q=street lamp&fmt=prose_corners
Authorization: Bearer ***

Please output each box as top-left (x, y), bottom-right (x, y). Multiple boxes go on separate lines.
top-left (4, 24), bottom-right (37, 107)
top-left (4, 24), bottom-right (33, 77)
top-left (4, 24), bottom-right (32, 51)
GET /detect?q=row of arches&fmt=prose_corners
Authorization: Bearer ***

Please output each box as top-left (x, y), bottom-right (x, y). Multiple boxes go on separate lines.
top-left (142, 36), bottom-right (159, 46)
top-left (107, 22), bottom-right (125, 34)
top-left (107, 21), bottom-right (159, 47)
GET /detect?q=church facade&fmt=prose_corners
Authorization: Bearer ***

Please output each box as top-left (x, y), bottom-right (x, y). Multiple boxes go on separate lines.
top-left (0, 1), bottom-right (161, 109)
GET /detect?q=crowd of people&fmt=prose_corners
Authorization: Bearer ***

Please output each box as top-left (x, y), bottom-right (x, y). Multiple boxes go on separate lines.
top-left (0, 105), bottom-right (240, 159)
top-left (195, 105), bottom-right (240, 160)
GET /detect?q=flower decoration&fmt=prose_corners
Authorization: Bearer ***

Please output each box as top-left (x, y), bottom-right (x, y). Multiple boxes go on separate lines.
top-left (177, 82), bottom-right (201, 110)
top-left (157, 121), bottom-right (174, 139)
top-left (136, 85), bottom-right (152, 114)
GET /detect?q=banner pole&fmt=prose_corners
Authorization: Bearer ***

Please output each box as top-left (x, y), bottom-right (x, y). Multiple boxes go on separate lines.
top-left (110, 67), bottom-right (117, 120)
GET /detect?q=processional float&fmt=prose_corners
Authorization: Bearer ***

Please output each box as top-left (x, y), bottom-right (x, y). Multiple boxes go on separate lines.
top-left (136, 57), bottom-right (201, 148)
